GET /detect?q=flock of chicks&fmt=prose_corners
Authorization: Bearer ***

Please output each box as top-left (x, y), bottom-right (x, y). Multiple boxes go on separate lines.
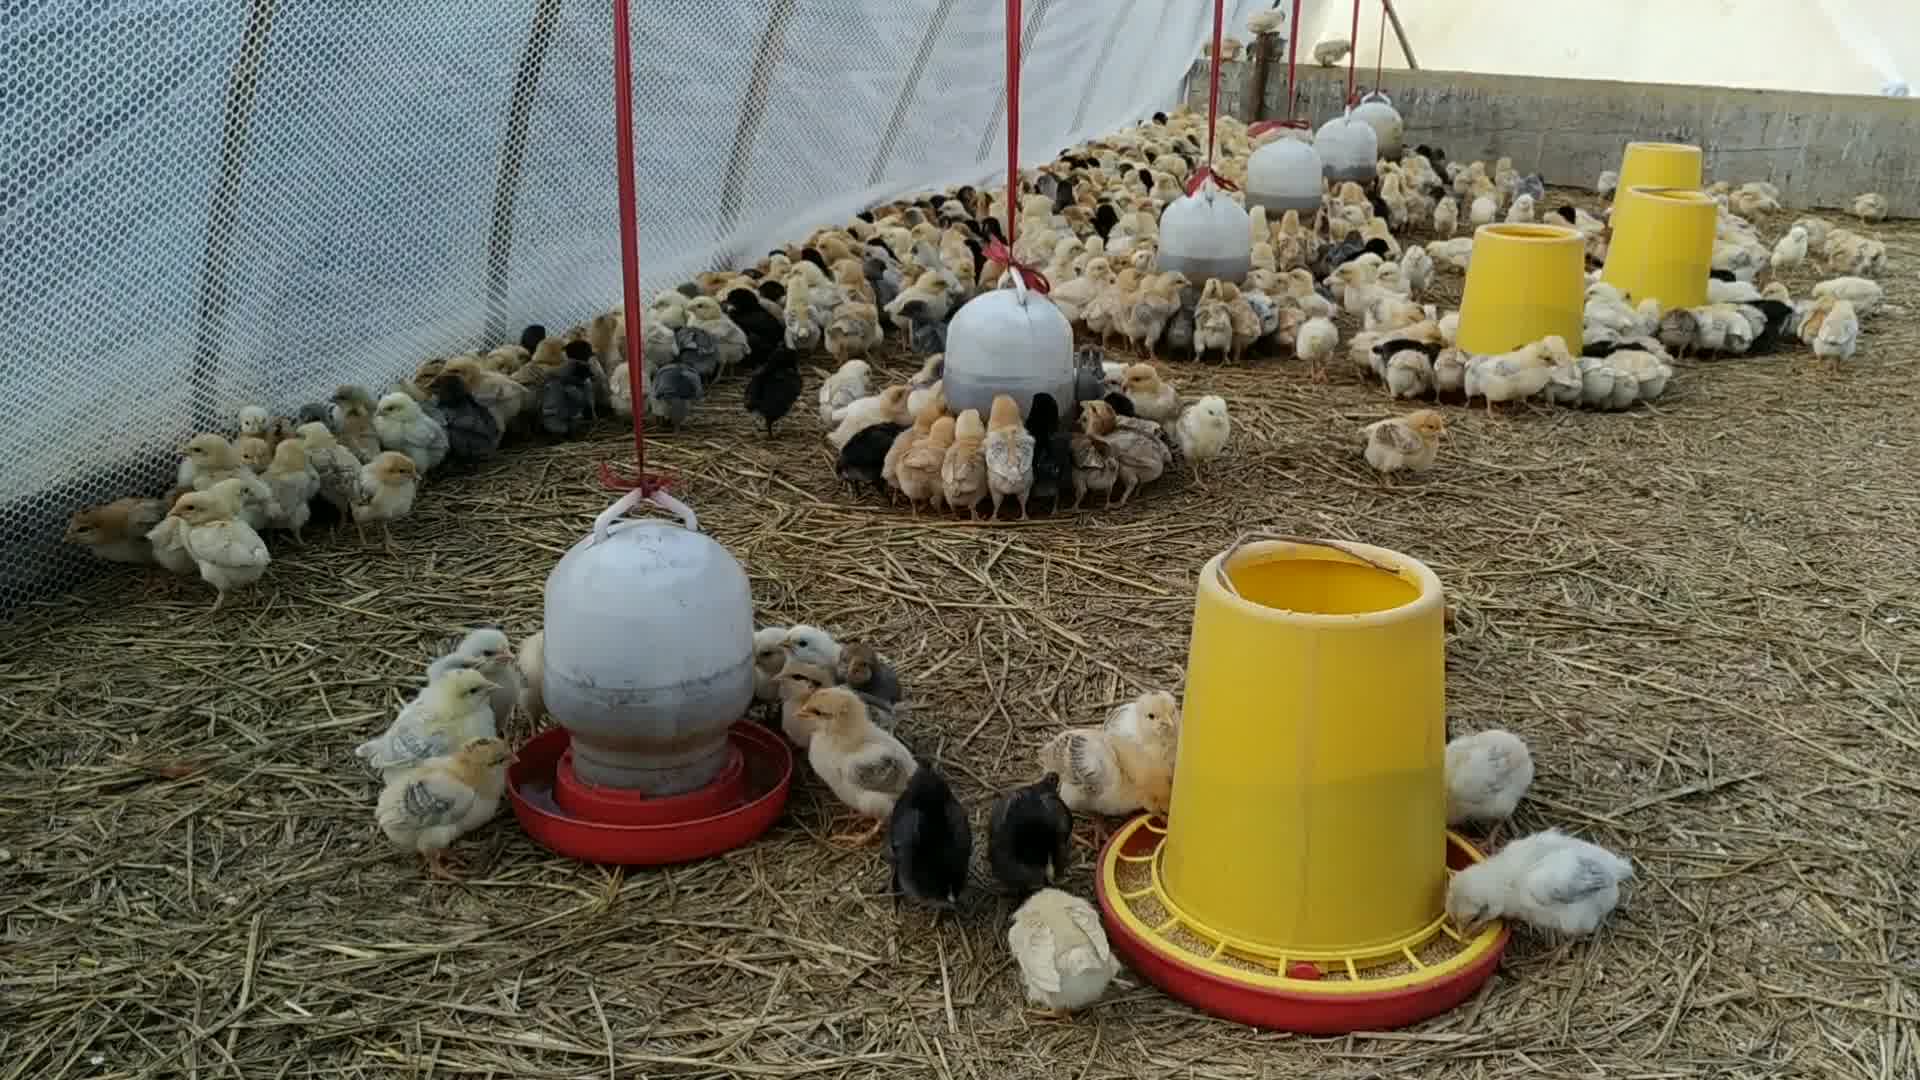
top-left (340, 615), bottom-right (1636, 1017)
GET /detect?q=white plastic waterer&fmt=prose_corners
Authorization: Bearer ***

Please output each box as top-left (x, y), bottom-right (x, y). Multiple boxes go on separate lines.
top-left (1315, 109), bottom-right (1379, 185)
top-left (941, 268), bottom-right (1074, 419)
top-left (1157, 176), bottom-right (1252, 285)
top-left (542, 489), bottom-right (754, 795)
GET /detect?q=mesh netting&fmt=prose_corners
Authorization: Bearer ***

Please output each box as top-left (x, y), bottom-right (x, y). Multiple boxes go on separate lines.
top-left (0, 0), bottom-right (1264, 611)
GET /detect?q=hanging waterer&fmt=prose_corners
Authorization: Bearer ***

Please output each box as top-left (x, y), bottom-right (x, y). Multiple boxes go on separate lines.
top-left (1246, 126), bottom-right (1324, 215)
top-left (943, 268), bottom-right (1076, 417)
top-left (1316, 108), bottom-right (1378, 185)
top-left (1157, 175), bottom-right (1252, 285)
top-left (1349, 90), bottom-right (1404, 159)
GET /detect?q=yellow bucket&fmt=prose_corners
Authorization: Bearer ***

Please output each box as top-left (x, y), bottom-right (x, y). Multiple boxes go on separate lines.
top-left (1162, 537), bottom-right (1446, 954)
top-left (1602, 186), bottom-right (1716, 309)
top-left (1454, 224), bottom-right (1585, 357)
top-left (1614, 141), bottom-right (1703, 204)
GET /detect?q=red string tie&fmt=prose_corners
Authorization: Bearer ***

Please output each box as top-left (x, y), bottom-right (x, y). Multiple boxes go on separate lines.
top-left (985, 237), bottom-right (1051, 295)
top-left (1184, 166), bottom-right (1238, 197)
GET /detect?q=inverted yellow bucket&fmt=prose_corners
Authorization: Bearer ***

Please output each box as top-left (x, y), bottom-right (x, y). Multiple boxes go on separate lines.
top-left (1162, 537), bottom-right (1446, 954)
top-left (1614, 141), bottom-right (1703, 204)
top-left (1602, 186), bottom-right (1716, 309)
top-left (1454, 224), bottom-right (1585, 357)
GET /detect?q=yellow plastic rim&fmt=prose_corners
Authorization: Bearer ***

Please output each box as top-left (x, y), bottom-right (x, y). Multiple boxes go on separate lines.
top-left (1101, 816), bottom-right (1507, 996)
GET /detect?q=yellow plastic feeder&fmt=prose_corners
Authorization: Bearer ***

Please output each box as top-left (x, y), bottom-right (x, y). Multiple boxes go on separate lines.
top-left (1096, 537), bottom-right (1507, 1034)
top-left (1613, 141), bottom-right (1703, 206)
top-left (1454, 224), bottom-right (1585, 356)
top-left (1601, 186), bottom-right (1716, 309)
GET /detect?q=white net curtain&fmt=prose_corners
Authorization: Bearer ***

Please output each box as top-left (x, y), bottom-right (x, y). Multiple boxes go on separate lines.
top-left (0, 0), bottom-right (1265, 609)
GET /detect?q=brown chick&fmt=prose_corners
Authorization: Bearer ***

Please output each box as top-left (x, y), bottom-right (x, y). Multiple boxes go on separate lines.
top-left (352, 451), bottom-right (419, 551)
top-left (1083, 401), bottom-right (1171, 505)
top-left (1122, 272), bottom-right (1188, 360)
top-left (330, 386), bottom-right (383, 462)
top-left (883, 397), bottom-right (944, 501)
top-left (940, 408), bottom-right (990, 520)
top-left (896, 415), bottom-right (955, 515)
top-left (64, 496), bottom-right (169, 565)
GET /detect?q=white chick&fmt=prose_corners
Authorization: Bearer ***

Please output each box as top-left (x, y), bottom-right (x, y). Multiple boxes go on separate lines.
top-left (1769, 225), bottom-right (1808, 273)
top-left (1810, 299), bottom-right (1859, 371)
top-left (427, 628), bottom-right (522, 731)
top-left (1399, 245), bottom-right (1434, 297)
top-left (1596, 169), bottom-right (1618, 197)
top-left (1432, 197), bottom-right (1458, 238)
top-left (1008, 888), bottom-right (1119, 1017)
top-left (1469, 194), bottom-right (1497, 227)
top-left (356, 668), bottom-right (499, 778)
top-left (236, 405), bottom-right (270, 438)
top-left (783, 624), bottom-right (842, 668)
top-left (1447, 829), bottom-right (1634, 937)
top-left (376, 736), bottom-right (513, 880)
top-left (1445, 729), bottom-right (1534, 826)
top-left (144, 513), bottom-right (199, 576)
top-left (168, 487), bottom-right (270, 612)
top-left (1503, 194), bottom-right (1536, 224)
top-left (1385, 347), bottom-right (1435, 399)
top-left (1809, 276), bottom-right (1883, 316)
top-left (816, 358), bottom-right (870, 426)
top-left (372, 392), bottom-right (450, 473)
top-left (1174, 395), bottom-right (1230, 482)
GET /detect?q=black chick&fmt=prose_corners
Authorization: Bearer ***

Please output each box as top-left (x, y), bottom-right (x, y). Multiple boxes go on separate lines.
top-left (799, 247), bottom-right (829, 273)
top-left (539, 354), bottom-right (596, 438)
top-left (1102, 391), bottom-right (1136, 418)
top-left (1072, 345), bottom-right (1107, 404)
top-left (722, 287), bottom-right (784, 366)
top-left (1026, 393), bottom-right (1068, 509)
top-left (898, 299), bottom-right (948, 354)
top-left (889, 763), bottom-right (972, 911)
top-left (757, 279), bottom-right (787, 305)
top-left (675, 281), bottom-right (701, 298)
top-left (295, 402), bottom-right (331, 428)
top-left (835, 422), bottom-right (904, 497)
top-left (673, 325), bottom-right (721, 383)
top-left (519, 324), bottom-right (546, 352)
top-left (431, 374), bottom-right (501, 461)
top-left (988, 774), bottom-right (1073, 895)
top-left (646, 362), bottom-right (703, 430)
top-left (743, 346), bottom-right (802, 436)
top-left (1151, 110), bottom-right (1168, 125)
top-left (1092, 203), bottom-right (1120, 241)
top-left (1743, 299), bottom-right (1797, 355)
top-left (1708, 269), bottom-right (1736, 283)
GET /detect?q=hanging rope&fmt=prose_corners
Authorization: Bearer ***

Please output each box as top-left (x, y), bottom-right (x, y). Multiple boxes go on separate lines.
top-left (1345, 0), bottom-right (1361, 105)
top-left (1186, 0), bottom-right (1238, 195)
top-left (1372, 0), bottom-right (1388, 94)
top-left (984, 0), bottom-right (1051, 294)
top-left (601, 0), bottom-right (664, 493)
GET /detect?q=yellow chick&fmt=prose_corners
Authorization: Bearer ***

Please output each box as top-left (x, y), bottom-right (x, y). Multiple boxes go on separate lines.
top-left (896, 415), bottom-right (955, 515)
top-left (234, 436), bottom-right (271, 472)
top-left (1360, 409), bottom-right (1447, 481)
top-left (883, 399), bottom-right (943, 500)
top-left (178, 433), bottom-right (249, 491)
top-left (373, 391), bottom-right (450, 473)
top-left (355, 667), bottom-right (500, 778)
top-left (1851, 192), bottom-right (1888, 222)
top-left (352, 451), bottom-right (419, 550)
top-left (1810, 299), bottom-right (1859, 373)
top-left (1038, 689), bottom-right (1180, 818)
top-left (168, 487), bottom-right (270, 612)
top-left (375, 736), bottom-right (513, 880)
top-left (1008, 888), bottom-right (1120, 1018)
top-left (1174, 395), bottom-right (1231, 482)
top-left (827, 384), bottom-right (912, 451)
top-left (940, 408), bottom-right (990, 519)
top-left (1119, 363), bottom-right (1178, 423)
top-left (774, 659), bottom-right (838, 748)
top-left (797, 687), bottom-right (915, 845)
top-left (982, 394), bottom-right (1036, 519)
top-left (516, 629), bottom-right (546, 721)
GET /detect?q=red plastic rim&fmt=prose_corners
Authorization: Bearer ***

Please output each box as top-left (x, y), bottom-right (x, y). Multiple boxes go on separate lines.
top-left (554, 742), bottom-right (747, 826)
top-left (509, 723), bottom-right (792, 866)
top-left (1094, 822), bottom-right (1509, 1034)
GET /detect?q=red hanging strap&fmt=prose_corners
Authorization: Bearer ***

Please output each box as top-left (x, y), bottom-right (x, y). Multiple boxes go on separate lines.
top-left (1345, 0), bottom-right (1361, 105)
top-left (1187, 0), bottom-right (1237, 196)
top-left (999, 0), bottom-right (1050, 294)
top-left (600, 0), bottom-right (665, 494)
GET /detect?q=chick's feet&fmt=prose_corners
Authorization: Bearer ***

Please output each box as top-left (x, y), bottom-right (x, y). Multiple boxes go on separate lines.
top-left (424, 850), bottom-right (466, 881)
top-left (828, 818), bottom-right (886, 846)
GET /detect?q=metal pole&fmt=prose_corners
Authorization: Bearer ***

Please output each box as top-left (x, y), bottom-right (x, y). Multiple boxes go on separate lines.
top-left (1381, 0), bottom-right (1418, 70)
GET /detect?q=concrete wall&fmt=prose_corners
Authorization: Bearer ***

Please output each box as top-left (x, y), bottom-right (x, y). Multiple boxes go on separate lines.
top-left (1185, 61), bottom-right (1917, 216)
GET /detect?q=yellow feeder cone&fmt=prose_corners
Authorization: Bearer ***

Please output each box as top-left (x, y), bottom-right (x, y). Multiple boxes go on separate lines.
top-left (1613, 141), bottom-right (1703, 206)
top-left (1454, 224), bottom-right (1585, 357)
top-left (1165, 539), bottom-right (1445, 952)
top-left (1602, 186), bottom-right (1717, 309)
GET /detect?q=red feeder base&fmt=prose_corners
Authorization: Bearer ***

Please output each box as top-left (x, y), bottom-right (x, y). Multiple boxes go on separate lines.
top-left (508, 723), bottom-right (792, 866)
top-left (554, 742), bottom-right (747, 826)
